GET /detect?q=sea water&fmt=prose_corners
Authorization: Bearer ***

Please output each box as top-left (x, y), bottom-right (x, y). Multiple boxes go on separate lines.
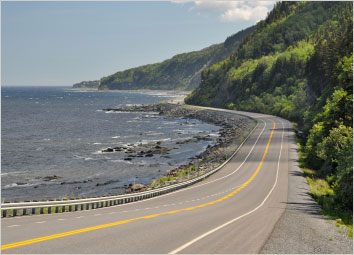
top-left (1, 87), bottom-right (220, 201)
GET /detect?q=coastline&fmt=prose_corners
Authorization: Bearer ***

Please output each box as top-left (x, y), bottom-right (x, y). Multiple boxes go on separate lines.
top-left (106, 102), bottom-right (256, 193)
top-left (2, 99), bottom-right (254, 202)
top-left (69, 88), bottom-right (191, 96)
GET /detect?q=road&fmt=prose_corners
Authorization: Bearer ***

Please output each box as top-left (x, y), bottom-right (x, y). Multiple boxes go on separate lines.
top-left (1, 108), bottom-right (292, 254)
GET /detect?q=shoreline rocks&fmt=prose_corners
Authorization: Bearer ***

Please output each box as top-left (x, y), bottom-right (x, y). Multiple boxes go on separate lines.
top-left (106, 103), bottom-right (254, 191)
top-left (2, 103), bottom-right (254, 202)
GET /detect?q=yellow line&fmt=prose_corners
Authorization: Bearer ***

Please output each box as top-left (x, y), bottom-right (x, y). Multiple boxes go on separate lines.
top-left (2, 120), bottom-right (275, 251)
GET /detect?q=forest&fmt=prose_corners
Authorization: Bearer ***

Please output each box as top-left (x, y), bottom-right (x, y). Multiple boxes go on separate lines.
top-left (90, 26), bottom-right (255, 91)
top-left (186, 1), bottom-right (353, 228)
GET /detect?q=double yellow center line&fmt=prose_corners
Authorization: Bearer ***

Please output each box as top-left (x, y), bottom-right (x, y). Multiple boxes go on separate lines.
top-left (2, 120), bottom-right (275, 251)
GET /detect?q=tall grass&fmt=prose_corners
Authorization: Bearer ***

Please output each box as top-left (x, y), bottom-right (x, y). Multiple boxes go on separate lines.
top-left (298, 142), bottom-right (353, 237)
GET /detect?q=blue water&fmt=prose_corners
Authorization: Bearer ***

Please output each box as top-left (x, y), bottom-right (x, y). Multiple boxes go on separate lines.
top-left (1, 87), bottom-right (219, 201)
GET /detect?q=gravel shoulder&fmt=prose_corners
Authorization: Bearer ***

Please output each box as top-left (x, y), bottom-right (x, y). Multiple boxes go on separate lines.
top-left (261, 122), bottom-right (353, 254)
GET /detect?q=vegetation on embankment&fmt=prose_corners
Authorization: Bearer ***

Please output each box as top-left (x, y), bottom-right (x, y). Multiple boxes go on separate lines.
top-left (185, 1), bottom-right (353, 233)
top-left (73, 25), bottom-right (255, 91)
top-left (298, 142), bottom-right (353, 238)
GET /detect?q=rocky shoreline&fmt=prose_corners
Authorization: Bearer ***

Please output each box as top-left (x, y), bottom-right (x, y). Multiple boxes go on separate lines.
top-left (3, 103), bottom-right (255, 202)
top-left (104, 103), bottom-right (255, 192)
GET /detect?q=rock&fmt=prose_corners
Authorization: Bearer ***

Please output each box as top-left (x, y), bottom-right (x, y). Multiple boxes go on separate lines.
top-left (96, 179), bottom-right (120, 186)
top-left (145, 153), bottom-right (154, 157)
top-left (130, 184), bottom-right (145, 192)
top-left (102, 148), bottom-right (114, 152)
top-left (124, 157), bottom-right (133, 160)
top-left (43, 175), bottom-right (61, 181)
top-left (149, 163), bottom-right (160, 167)
top-left (60, 180), bottom-right (82, 185)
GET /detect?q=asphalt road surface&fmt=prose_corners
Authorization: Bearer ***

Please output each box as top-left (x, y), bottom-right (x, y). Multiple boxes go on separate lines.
top-left (2, 108), bottom-right (292, 254)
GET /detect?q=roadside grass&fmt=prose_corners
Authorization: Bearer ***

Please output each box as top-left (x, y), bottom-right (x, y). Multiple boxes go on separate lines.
top-left (297, 142), bottom-right (353, 238)
top-left (151, 166), bottom-right (199, 188)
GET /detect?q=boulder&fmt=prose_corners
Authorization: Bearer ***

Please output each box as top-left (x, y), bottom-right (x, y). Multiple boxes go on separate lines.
top-left (130, 184), bottom-right (145, 192)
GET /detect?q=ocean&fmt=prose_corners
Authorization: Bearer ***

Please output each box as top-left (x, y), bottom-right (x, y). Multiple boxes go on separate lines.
top-left (1, 87), bottom-right (220, 201)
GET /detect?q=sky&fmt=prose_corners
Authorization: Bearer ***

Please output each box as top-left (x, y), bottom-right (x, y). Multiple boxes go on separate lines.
top-left (1, 1), bottom-right (275, 86)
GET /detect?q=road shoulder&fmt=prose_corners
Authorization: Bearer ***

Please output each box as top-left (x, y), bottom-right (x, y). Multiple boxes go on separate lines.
top-left (261, 124), bottom-right (353, 254)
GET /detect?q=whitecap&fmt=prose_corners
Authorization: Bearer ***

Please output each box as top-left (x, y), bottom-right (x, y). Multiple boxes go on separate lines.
top-left (146, 132), bottom-right (164, 136)
top-left (110, 159), bottom-right (133, 164)
top-left (3, 182), bottom-right (35, 189)
top-left (4, 183), bottom-right (19, 188)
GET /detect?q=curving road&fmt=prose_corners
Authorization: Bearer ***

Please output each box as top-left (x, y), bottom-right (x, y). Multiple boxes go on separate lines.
top-left (1, 108), bottom-right (292, 254)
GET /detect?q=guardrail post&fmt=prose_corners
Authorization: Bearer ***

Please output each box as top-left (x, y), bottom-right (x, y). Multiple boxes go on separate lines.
top-left (62, 205), bottom-right (66, 212)
top-left (32, 208), bottom-right (36, 215)
top-left (2, 210), bottom-right (7, 218)
top-left (13, 209), bottom-right (17, 217)
top-left (55, 206), bottom-right (59, 213)
top-left (40, 207), bottom-right (44, 214)
top-left (75, 205), bottom-right (78, 211)
top-left (22, 208), bottom-right (27, 216)
top-left (48, 207), bottom-right (51, 214)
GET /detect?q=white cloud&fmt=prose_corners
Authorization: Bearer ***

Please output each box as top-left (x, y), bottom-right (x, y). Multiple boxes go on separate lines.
top-left (192, 1), bottom-right (243, 11)
top-left (173, 1), bottom-right (275, 22)
top-left (220, 5), bottom-right (269, 22)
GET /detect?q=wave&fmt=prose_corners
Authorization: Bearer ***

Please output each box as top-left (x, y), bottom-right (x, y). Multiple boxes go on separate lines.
top-left (3, 182), bottom-right (38, 189)
top-left (110, 159), bottom-right (133, 164)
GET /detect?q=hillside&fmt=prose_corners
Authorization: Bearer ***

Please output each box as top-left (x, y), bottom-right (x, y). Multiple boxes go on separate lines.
top-left (186, 1), bottom-right (353, 224)
top-left (99, 26), bottom-right (255, 91)
top-left (72, 80), bottom-right (100, 89)
top-left (73, 25), bottom-right (255, 91)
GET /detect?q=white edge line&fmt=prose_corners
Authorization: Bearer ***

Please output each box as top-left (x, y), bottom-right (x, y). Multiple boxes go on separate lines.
top-left (169, 119), bottom-right (285, 254)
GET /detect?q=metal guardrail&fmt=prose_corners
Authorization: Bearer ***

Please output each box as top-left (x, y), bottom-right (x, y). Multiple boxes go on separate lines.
top-left (1, 113), bottom-right (258, 218)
